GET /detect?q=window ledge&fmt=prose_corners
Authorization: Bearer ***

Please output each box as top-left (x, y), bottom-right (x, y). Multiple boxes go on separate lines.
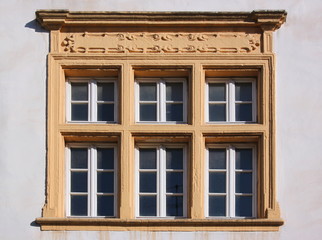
top-left (36, 217), bottom-right (284, 231)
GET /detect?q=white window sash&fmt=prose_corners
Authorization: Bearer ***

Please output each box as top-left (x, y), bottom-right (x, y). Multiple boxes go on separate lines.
top-left (66, 77), bottom-right (118, 123)
top-left (205, 144), bottom-right (256, 218)
top-left (66, 144), bottom-right (117, 217)
top-left (206, 78), bottom-right (256, 123)
top-left (135, 78), bottom-right (187, 123)
top-left (135, 144), bottom-right (187, 218)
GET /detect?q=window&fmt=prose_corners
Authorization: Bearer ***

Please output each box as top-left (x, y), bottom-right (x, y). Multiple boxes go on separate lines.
top-left (66, 145), bottom-right (117, 217)
top-left (67, 78), bottom-right (117, 122)
top-left (206, 145), bottom-right (256, 218)
top-left (135, 78), bottom-right (187, 123)
top-left (136, 145), bottom-right (187, 218)
top-left (206, 78), bottom-right (256, 122)
top-left (36, 10), bottom-right (286, 231)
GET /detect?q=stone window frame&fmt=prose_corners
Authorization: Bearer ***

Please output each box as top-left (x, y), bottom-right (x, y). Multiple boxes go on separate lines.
top-left (35, 10), bottom-right (286, 231)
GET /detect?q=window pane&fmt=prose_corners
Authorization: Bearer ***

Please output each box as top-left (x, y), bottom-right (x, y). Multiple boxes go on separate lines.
top-left (166, 103), bottom-right (183, 121)
top-left (139, 196), bottom-right (157, 216)
top-left (236, 149), bottom-right (253, 170)
top-left (235, 172), bottom-right (253, 193)
top-left (97, 82), bottom-right (114, 101)
top-left (209, 104), bottom-right (226, 121)
top-left (71, 83), bottom-right (88, 101)
top-left (166, 196), bottom-right (183, 216)
top-left (71, 148), bottom-right (88, 169)
top-left (209, 83), bottom-right (226, 101)
top-left (235, 103), bottom-right (252, 121)
top-left (71, 195), bottom-right (88, 216)
top-left (139, 149), bottom-right (156, 169)
top-left (166, 172), bottom-right (183, 193)
top-left (166, 148), bottom-right (183, 169)
top-left (140, 172), bottom-right (156, 193)
top-left (140, 104), bottom-right (157, 121)
top-left (235, 196), bottom-right (252, 217)
top-left (97, 148), bottom-right (114, 169)
top-left (97, 195), bottom-right (114, 216)
top-left (97, 103), bottom-right (114, 121)
top-left (140, 83), bottom-right (157, 101)
top-left (71, 172), bottom-right (88, 192)
top-left (71, 104), bottom-right (88, 121)
top-left (166, 82), bottom-right (183, 101)
top-left (209, 196), bottom-right (226, 216)
top-left (209, 149), bottom-right (226, 169)
top-left (97, 172), bottom-right (114, 193)
top-left (209, 172), bottom-right (226, 193)
top-left (235, 82), bottom-right (252, 101)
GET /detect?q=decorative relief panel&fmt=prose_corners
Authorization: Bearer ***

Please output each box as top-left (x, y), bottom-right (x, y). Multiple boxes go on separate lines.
top-left (61, 32), bottom-right (261, 54)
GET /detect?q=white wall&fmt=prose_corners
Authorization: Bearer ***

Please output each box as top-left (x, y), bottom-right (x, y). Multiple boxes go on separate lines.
top-left (0, 0), bottom-right (321, 239)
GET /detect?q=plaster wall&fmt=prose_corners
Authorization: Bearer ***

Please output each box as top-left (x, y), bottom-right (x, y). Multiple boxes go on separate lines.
top-left (0, 0), bottom-right (321, 239)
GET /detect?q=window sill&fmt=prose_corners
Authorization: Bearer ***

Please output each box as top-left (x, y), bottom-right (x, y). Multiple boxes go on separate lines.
top-left (36, 217), bottom-right (284, 231)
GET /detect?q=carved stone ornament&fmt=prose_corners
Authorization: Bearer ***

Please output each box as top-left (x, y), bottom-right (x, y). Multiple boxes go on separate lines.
top-left (60, 32), bottom-right (261, 54)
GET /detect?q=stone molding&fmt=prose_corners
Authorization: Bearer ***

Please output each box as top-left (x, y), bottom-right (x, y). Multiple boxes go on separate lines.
top-left (36, 10), bottom-right (286, 31)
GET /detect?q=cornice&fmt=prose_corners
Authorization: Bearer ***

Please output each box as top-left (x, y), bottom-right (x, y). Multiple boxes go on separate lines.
top-left (36, 10), bottom-right (286, 31)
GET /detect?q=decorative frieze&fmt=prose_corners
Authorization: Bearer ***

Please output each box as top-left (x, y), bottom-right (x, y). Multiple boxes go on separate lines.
top-left (61, 32), bottom-right (261, 54)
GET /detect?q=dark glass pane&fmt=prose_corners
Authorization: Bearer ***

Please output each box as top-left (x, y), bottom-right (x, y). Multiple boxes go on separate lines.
top-left (235, 103), bottom-right (252, 121)
top-left (166, 148), bottom-right (183, 169)
top-left (236, 149), bottom-right (253, 170)
top-left (166, 104), bottom-right (183, 121)
top-left (71, 104), bottom-right (88, 121)
top-left (140, 83), bottom-right (157, 101)
top-left (97, 148), bottom-right (114, 169)
top-left (209, 83), bottom-right (226, 101)
top-left (166, 196), bottom-right (183, 216)
top-left (97, 103), bottom-right (114, 121)
top-left (139, 196), bottom-right (156, 216)
top-left (235, 173), bottom-right (253, 193)
top-left (235, 82), bottom-right (252, 101)
top-left (140, 104), bottom-right (157, 121)
top-left (235, 196), bottom-right (253, 217)
top-left (71, 172), bottom-right (87, 192)
top-left (139, 149), bottom-right (156, 169)
top-left (71, 148), bottom-right (88, 169)
top-left (97, 172), bottom-right (114, 193)
top-left (140, 172), bottom-right (156, 193)
top-left (209, 172), bottom-right (226, 193)
top-left (97, 195), bottom-right (114, 216)
top-left (71, 195), bottom-right (87, 216)
top-left (71, 83), bottom-right (88, 101)
top-left (209, 104), bottom-right (226, 121)
top-left (97, 82), bottom-right (114, 101)
top-left (209, 196), bottom-right (226, 216)
top-left (166, 82), bottom-right (183, 101)
top-left (166, 172), bottom-right (183, 193)
top-left (209, 149), bottom-right (226, 169)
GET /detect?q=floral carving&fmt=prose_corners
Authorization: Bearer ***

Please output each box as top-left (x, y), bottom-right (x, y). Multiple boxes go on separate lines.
top-left (61, 35), bottom-right (75, 52)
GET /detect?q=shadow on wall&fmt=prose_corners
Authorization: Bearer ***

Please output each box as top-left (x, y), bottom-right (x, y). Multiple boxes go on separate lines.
top-left (25, 18), bottom-right (49, 230)
top-left (25, 19), bottom-right (48, 33)
top-left (30, 220), bottom-right (40, 227)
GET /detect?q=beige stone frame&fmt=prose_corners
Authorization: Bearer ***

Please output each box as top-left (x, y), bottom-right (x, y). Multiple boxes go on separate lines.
top-left (35, 10), bottom-right (286, 231)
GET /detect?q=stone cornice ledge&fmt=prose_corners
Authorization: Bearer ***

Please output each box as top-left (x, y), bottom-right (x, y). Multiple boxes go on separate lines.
top-left (36, 10), bottom-right (286, 31)
top-left (36, 217), bottom-right (284, 231)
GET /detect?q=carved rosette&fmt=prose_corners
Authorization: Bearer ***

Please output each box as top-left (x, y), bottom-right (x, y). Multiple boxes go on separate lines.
top-left (60, 32), bottom-right (261, 54)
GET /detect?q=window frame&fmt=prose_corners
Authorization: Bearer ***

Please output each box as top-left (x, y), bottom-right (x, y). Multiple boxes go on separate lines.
top-left (66, 143), bottom-right (118, 218)
top-left (36, 10), bottom-right (287, 231)
top-left (66, 77), bottom-right (118, 123)
top-left (205, 78), bottom-right (257, 123)
top-left (135, 77), bottom-right (188, 124)
top-left (205, 144), bottom-right (257, 218)
top-left (135, 144), bottom-right (187, 218)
